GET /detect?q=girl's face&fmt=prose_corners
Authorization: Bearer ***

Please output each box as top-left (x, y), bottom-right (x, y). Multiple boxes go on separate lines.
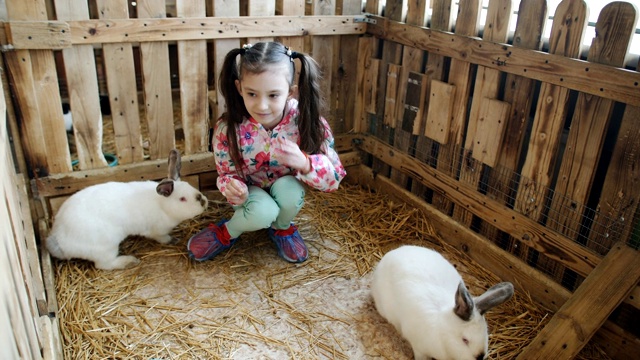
top-left (235, 65), bottom-right (295, 130)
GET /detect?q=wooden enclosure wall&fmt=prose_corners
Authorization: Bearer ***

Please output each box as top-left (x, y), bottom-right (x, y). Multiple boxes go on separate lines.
top-left (3, 0), bottom-right (640, 358)
top-left (350, 0), bottom-right (640, 358)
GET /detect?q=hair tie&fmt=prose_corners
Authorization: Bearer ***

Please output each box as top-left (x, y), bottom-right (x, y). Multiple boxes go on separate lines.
top-left (286, 47), bottom-right (295, 62)
top-left (242, 43), bottom-right (252, 54)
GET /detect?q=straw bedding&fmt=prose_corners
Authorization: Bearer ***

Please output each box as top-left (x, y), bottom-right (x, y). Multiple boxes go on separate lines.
top-left (52, 183), bottom-right (612, 359)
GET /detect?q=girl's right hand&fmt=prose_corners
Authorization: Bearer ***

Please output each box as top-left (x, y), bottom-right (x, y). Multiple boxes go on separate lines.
top-left (223, 178), bottom-right (249, 205)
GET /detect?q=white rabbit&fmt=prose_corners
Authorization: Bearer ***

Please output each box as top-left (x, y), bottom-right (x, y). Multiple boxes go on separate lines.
top-left (45, 149), bottom-right (208, 270)
top-left (371, 245), bottom-right (514, 360)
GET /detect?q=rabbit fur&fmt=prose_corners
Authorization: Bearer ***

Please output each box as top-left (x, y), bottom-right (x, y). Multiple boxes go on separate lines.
top-left (45, 149), bottom-right (208, 270)
top-left (371, 245), bottom-right (514, 360)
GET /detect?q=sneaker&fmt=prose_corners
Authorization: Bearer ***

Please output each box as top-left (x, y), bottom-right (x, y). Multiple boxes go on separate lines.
top-left (187, 219), bottom-right (238, 261)
top-left (268, 223), bottom-right (308, 263)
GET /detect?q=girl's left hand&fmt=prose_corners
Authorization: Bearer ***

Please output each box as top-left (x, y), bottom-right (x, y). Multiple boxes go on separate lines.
top-left (271, 137), bottom-right (311, 173)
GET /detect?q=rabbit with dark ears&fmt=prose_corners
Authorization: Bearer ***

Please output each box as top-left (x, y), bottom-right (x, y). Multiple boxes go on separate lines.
top-left (371, 245), bottom-right (514, 360)
top-left (46, 150), bottom-right (208, 270)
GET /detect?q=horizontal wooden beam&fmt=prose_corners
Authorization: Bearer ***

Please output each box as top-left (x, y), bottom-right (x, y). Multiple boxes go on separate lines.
top-left (517, 242), bottom-right (640, 359)
top-left (2, 15), bottom-right (367, 49)
top-left (356, 134), bottom-right (600, 277)
top-left (366, 15), bottom-right (640, 108)
top-left (32, 134), bottom-right (360, 198)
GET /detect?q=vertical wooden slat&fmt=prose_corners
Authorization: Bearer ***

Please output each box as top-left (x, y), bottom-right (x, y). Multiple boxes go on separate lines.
top-left (138, 0), bottom-right (176, 160)
top-left (97, 0), bottom-right (143, 165)
top-left (452, 0), bottom-right (513, 226)
top-left (588, 58), bottom-right (640, 252)
top-left (248, 0), bottom-right (275, 43)
top-left (479, 0), bottom-right (547, 250)
top-left (547, 2), bottom-right (637, 244)
top-left (5, 0), bottom-right (72, 175)
top-left (373, 0), bottom-right (406, 177)
top-left (335, 0), bottom-right (362, 133)
top-left (177, 0), bottom-right (209, 154)
top-left (212, 0), bottom-right (241, 122)
top-left (0, 62), bottom-right (43, 360)
top-left (54, 0), bottom-right (107, 171)
top-left (383, 64), bottom-right (401, 127)
top-left (431, 0), bottom-right (482, 214)
top-left (515, 0), bottom-right (587, 239)
top-left (411, 0), bottom-right (455, 198)
top-left (312, 0), bottom-right (338, 131)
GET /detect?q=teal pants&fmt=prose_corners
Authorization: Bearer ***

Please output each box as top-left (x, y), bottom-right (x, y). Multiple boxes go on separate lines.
top-left (225, 175), bottom-right (305, 238)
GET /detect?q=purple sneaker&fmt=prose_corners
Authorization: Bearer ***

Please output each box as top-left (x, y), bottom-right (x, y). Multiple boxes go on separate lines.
top-left (268, 224), bottom-right (308, 263)
top-left (187, 220), bottom-right (238, 261)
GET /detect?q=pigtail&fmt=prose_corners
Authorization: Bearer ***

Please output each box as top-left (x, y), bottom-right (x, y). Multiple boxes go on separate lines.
top-left (218, 48), bottom-right (248, 177)
top-left (294, 52), bottom-right (327, 155)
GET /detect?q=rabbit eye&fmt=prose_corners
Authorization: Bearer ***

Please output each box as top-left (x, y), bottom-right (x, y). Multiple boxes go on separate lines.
top-left (463, 337), bottom-right (469, 345)
top-left (180, 197), bottom-right (186, 202)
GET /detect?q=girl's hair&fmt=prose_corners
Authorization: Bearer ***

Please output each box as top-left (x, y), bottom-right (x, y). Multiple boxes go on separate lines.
top-left (218, 41), bottom-right (326, 176)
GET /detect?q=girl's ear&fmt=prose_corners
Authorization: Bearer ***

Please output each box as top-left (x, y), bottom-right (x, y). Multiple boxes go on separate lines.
top-left (289, 85), bottom-right (298, 99)
top-left (235, 79), bottom-right (243, 96)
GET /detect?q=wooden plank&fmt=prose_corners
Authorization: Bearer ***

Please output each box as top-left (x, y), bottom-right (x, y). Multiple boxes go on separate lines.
top-left (515, 0), bottom-right (588, 230)
top-left (353, 37), bottom-right (377, 133)
top-left (248, 0), bottom-right (275, 43)
top-left (400, 72), bottom-right (428, 135)
top-left (357, 134), bottom-right (601, 278)
top-left (431, 0), bottom-right (482, 214)
top-left (137, 0), bottom-right (176, 161)
top-left (0, 72), bottom-right (41, 358)
top-left (335, 0), bottom-right (362, 133)
top-left (365, 16), bottom-right (640, 107)
top-left (4, 0), bottom-right (72, 177)
top-left (98, 0), bottom-right (143, 165)
top-left (469, 98), bottom-right (510, 168)
top-left (410, 0), bottom-right (454, 198)
top-left (5, 20), bottom-right (70, 49)
top-left (389, 0), bottom-right (428, 188)
top-left (452, 0), bottom-right (513, 227)
top-left (176, 1), bottom-right (208, 154)
top-left (33, 152), bottom-right (216, 197)
top-left (364, 58), bottom-right (379, 116)
top-left (371, 0), bottom-right (405, 178)
top-left (588, 58), bottom-right (640, 254)
top-left (7, 16), bottom-right (365, 48)
top-left (212, 1), bottom-right (241, 122)
top-left (424, 79), bottom-right (455, 144)
top-left (312, 0), bottom-right (337, 130)
top-left (517, 242), bottom-right (640, 359)
top-left (383, 63), bottom-right (401, 127)
top-left (479, 0), bottom-right (548, 252)
top-left (547, 2), bottom-right (636, 243)
top-left (54, 0), bottom-right (107, 170)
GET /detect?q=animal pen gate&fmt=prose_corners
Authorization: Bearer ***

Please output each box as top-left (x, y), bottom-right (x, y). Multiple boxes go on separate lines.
top-left (1, 0), bottom-right (640, 358)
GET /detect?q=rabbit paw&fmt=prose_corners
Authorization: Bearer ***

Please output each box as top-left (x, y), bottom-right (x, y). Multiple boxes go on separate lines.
top-left (95, 255), bottom-right (141, 270)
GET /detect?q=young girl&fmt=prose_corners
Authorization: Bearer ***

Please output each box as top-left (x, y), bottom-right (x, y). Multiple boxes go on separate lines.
top-left (188, 42), bottom-right (346, 263)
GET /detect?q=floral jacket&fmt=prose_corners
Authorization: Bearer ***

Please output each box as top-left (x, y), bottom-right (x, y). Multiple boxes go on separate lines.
top-left (213, 99), bottom-right (347, 197)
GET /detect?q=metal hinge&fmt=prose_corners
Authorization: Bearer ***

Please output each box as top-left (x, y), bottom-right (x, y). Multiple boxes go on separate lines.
top-left (354, 15), bottom-right (377, 25)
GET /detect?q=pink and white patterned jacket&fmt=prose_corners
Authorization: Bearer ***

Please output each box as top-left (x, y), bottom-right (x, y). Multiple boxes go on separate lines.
top-left (213, 99), bottom-right (346, 197)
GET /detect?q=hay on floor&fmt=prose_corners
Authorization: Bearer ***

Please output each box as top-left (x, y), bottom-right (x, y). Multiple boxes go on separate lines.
top-left (52, 184), bottom-right (611, 359)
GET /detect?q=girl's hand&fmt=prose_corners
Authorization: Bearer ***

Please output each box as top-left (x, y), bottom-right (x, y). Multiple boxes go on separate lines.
top-left (223, 178), bottom-right (248, 205)
top-left (271, 137), bottom-right (312, 174)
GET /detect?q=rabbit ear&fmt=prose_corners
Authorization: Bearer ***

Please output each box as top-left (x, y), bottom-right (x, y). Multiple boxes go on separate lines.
top-left (475, 282), bottom-right (514, 315)
top-left (454, 281), bottom-right (474, 321)
top-left (168, 149), bottom-right (182, 181)
top-left (156, 179), bottom-right (175, 197)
